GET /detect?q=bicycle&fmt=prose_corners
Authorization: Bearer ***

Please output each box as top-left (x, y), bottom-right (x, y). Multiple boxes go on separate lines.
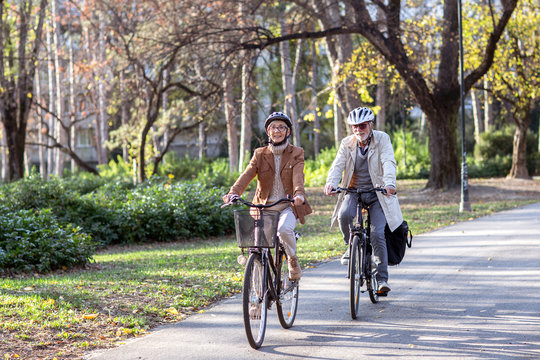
top-left (334, 187), bottom-right (387, 319)
top-left (222, 196), bottom-right (300, 349)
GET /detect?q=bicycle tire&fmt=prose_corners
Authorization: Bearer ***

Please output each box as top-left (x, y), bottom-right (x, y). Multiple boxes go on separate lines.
top-left (349, 235), bottom-right (363, 319)
top-left (242, 253), bottom-right (268, 349)
top-left (276, 251), bottom-right (299, 329)
top-left (367, 252), bottom-right (379, 304)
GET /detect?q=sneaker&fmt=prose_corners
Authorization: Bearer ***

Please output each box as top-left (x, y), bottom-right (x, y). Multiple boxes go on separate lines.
top-left (378, 280), bottom-right (391, 293)
top-left (249, 304), bottom-right (261, 319)
top-left (288, 255), bottom-right (302, 280)
top-left (340, 248), bottom-right (350, 265)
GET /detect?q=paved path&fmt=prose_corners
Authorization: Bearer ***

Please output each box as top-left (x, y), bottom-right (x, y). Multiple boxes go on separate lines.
top-left (85, 202), bottom-right (540, 360)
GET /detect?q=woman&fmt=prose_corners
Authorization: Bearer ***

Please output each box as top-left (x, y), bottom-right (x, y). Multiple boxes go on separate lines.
top-left (223, 111), bottom-right (312, 280)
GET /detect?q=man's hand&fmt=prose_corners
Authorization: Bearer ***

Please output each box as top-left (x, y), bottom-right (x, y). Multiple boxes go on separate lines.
top-left (383, 186), bottom-right (396, 197)
top-left (324, 184), bottom-right (337, 196)
top-left (293, 194), bottom-right (305, 206)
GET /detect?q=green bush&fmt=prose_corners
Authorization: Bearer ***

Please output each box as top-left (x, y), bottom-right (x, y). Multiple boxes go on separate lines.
top-left (112, 181), bottom-right (234, 244)
top-left (391, 131), bottom-right (430, 179)
top-left (0, 174), bottom-right (120, 246)
top-left (0, 206), bottom-right (95, 273)
top-left (305, 147), bottom-right (338, 187)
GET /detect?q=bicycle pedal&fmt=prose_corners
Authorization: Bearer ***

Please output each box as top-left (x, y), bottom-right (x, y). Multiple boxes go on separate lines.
top-left (376, 291), bottom-right (388, 296)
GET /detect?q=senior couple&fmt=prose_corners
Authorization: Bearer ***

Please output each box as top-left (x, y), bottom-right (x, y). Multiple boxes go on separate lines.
top-left (223, 107), bottom-right (403, 295)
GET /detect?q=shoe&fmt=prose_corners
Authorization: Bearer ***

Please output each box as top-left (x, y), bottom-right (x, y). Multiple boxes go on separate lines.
top-left (378, 280), bottom-right (391, 293)
top-left (288, 255), bottom-right (302, 280)
top-left (249, 304), bottom-right (261, 319)
top-left (340, 248), bottom-right (350, 265)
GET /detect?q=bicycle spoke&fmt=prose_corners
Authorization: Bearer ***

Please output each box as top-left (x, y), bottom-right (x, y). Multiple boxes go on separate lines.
top-left (243, 254), bottom-right (268, 348)
top-left (276, 252), bottom-right (299, 329)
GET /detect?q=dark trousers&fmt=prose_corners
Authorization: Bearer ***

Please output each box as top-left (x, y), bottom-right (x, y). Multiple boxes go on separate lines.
top-left (338, 192), bottom-right (389, 282)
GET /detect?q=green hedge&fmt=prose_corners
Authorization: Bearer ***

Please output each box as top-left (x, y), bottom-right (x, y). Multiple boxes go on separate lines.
top-left (0, 175), bottom-right (234, 247)
top-left (0, 206), bottom-right (95, 273)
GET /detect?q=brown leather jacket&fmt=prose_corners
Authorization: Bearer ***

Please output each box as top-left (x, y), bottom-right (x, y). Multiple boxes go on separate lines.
top-left (225, 144), bottom-right (312, 224)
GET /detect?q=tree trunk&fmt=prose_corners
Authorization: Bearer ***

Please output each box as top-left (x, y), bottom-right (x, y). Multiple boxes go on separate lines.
top-left (97, 16), bottom-right (107, 164)
top-left (68, 33), bottom-right (77, 172)
top-left (279, 18), bottom-right (300, 145)
top-left (162, 69), bottom-right (169, 156)
top-left (426, 107), bottom-right (460, 189)
top-left (120, 71), bottom-right (129, 162)
top-left (198, 122), bottom-right (206, 159)
top-left (35, 68), bottom-right (47, 179)
top-left (0, 131), bottom-right (6, 181)
top-left (376, 61), bottom-right (387, 132)
top-left (239, 55), bottom-right (252, 171)
top-left (471, 89), bottom-right (483, 144)
top-left (46, 22), bottom-right (55, 178)
top-left (51, 0), bottom-right (65, 176)
top-left (508, 110), bottom-right (531, 179)
top-left (484, 77), bottom-right (494, 131)
top-left (223, 69), bottom-right (238, 173)
top-left (311, 40), bottom-right (320, 156)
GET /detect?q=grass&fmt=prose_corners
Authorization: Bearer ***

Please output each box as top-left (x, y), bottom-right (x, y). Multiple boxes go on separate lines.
top-left (1, 179), bottom-right (538, 359)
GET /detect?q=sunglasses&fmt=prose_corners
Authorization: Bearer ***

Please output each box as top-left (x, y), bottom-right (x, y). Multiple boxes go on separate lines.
top-left (352, 123), bottom-right (370, 130)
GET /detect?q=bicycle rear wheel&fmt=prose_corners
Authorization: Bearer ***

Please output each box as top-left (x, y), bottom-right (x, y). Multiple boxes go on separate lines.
top-left (242, 253), bottom-right (268, 349)
top-left (349, 235), bottom-right (363, 319)
top-left (367, 253), bottom-right (379, 304)
top-left (276, 251), bottom-right (299, 329)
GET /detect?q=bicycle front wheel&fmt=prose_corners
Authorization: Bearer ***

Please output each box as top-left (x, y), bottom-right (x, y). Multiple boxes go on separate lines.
top-left (349, 235), bottom-right (363, 319)
top-left (367, 253), bottom-right (379, 304)
top-left (242, 253), bottom-right (268, 349)
top-left (276, 251), bottom-right (299, 329)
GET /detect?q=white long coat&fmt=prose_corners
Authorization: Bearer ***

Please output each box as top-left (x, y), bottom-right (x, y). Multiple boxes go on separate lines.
top-left (326, 131), bottom-right (404, 231)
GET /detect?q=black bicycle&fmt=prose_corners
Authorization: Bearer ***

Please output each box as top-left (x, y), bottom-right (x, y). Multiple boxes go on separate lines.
top-left (223, 196), bottom-right (299, 349)
top-left (335, 187), bottom-right (387, 319)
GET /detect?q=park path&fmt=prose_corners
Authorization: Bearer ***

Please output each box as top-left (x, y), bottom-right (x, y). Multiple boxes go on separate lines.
top-left (85, 202), bottom-right (540, 360)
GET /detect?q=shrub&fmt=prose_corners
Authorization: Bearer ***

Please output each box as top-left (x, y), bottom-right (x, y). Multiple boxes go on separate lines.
top-left (0, 174), bottom-right (120, 246)
top-left (391, 131), bottom-right (430, 179)
top-left (305, 147), bottom-right (338, 187)
top-left (0, 206), bottom-right (95, 273)
top-left (112, 182), bottom-right (234, 244)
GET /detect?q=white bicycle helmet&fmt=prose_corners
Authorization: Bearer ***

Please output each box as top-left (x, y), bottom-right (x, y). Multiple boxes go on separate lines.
top-left (347, 107), bottom-right (374, 125)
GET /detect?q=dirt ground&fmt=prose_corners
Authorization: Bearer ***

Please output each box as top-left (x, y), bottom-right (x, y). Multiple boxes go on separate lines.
top-left (397, 177), bottom-right (540, 206)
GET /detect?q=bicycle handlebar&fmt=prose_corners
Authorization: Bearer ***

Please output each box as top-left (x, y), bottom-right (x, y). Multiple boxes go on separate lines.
top-left (221, 196), bottom-right (294, 209)
top-left (333, 186), bottom-right (389, 195)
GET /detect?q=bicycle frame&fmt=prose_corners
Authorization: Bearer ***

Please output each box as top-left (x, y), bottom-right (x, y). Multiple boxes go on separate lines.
top-left (346, 204), bottom-right (369, 280)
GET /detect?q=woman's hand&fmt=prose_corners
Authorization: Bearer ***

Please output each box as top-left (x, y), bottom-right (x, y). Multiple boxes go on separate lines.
top-left (293, 194), bottom-right (305, 206)
top-left (222, 193), bottom-right (238, 204)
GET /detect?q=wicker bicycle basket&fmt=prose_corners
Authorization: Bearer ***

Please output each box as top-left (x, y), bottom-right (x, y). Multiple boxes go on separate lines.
top-left (233, 209), bottom-right (279, 248)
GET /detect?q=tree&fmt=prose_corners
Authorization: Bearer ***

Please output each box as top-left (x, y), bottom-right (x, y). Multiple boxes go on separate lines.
top-left (487, 0), bottom-right (540, 178)
top-left (0, 0), bottom-right (48, 182)
top-left (102, 0), bottom-right (222, 182)
top-left (236, 0), bottom-right (517, 189)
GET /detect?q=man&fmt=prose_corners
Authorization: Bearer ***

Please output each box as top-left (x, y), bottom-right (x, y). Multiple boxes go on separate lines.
top-left (324, 107), bottom-right (403, 294)
top-left (224, 111), bottom-right (312, 280)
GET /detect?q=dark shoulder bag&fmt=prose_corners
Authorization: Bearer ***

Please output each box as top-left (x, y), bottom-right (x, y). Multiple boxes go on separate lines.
top-left (385, 220), bottom-right (413, 266)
